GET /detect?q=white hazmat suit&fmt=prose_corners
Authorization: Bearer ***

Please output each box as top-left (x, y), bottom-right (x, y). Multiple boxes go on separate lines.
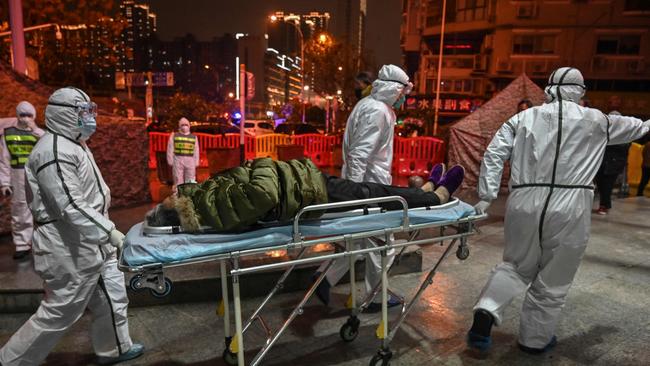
top-left (318, 64), bottom-right (413, 301)
top-left (0, 101), bottom-right (44, 255)
top-left (0, 88), bottom-right (139, 365)
top-left (166, 117), bottom-right (199, 189)
top-left (474, 67), bottom-right (650, 349)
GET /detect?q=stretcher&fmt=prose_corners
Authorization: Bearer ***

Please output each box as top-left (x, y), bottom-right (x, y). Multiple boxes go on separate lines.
top-left (118, 196), bottom-right (486, 366)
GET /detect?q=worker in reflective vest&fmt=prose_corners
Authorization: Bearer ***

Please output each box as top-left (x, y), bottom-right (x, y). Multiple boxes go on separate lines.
top-left (0, 101), bottom-right (45, 260)
top-left (166, 117), bottom-right (199, 191)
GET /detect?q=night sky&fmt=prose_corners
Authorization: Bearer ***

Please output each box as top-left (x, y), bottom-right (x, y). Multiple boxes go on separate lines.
top-left (142, 0), bottom-right (339, 41)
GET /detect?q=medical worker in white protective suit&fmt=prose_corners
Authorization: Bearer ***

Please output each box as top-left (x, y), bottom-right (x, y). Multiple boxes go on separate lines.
top-left (166, 117), bottom-right (200, 191)
top-left (0, 88), bottom-right (144, 366)
top-left (468, 67), bottom-right (650, 354)
top-left (315, 64), bottom-right (413, 311)
top-left (0, 101), bottom-right (44, 260)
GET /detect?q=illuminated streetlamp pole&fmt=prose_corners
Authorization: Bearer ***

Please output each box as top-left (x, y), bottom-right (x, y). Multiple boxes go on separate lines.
top-left (7, 0), bottom-right (26, 75)
top-left (433, 0), bottom-right (447, 136)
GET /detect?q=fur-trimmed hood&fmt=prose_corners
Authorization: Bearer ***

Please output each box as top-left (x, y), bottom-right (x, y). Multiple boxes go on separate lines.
top-left (170, 195), bottom-right (201, 232)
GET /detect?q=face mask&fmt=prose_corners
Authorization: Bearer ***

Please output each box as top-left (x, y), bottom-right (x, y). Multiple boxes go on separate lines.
top-left (393, 95), bottom-right (406, 109)
top-left (79, 116), bottom-right (97, 140)
top-left (17, 116), bottom-right (35, 130)
top-left (180, 125), bottom-right (190, 134)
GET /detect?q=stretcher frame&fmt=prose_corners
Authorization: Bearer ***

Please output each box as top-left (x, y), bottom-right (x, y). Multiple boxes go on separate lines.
top-left (118, 196), bottom-right (486, 366)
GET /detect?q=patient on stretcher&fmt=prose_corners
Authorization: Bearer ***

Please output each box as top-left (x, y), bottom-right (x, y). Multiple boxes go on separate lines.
top-left (146, 158), bottom-right (464, 233)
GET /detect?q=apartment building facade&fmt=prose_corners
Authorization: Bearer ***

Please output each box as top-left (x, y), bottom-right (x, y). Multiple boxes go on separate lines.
top-left (402, 0), bottom-right (650, 118)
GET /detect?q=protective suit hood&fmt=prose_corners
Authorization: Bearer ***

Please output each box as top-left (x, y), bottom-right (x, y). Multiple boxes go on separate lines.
top-left (16, 101), bottom-right (36, 120)
top-left (45, 87), bottom-right (91, 141)
top-left (371, 64), bottom-right (412, 106)
top-left (544, 67), bottom-right (585, 104)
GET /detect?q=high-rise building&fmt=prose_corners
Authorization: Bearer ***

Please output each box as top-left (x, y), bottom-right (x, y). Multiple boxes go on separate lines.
top-left (402, 0), bottom-right (650, 118)
top-left (119, 0), bottom-right (157, 72)
top-left (267, 11), bottom-right (331, 57)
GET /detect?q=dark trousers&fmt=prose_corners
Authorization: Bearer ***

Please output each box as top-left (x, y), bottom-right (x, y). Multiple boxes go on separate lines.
top-left (638, 167), bottom-right (650, 196)
top-left (595, 172), bottom-right (618, 208)
top-left (323, 174), bottom-right (440, 211)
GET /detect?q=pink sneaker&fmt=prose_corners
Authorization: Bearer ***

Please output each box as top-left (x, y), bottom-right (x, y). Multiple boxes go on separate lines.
top-left (596, 206), bottom-right (608, 215)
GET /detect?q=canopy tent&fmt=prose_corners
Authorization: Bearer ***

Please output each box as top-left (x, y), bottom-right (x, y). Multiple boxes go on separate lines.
top-left (448, 74), bottom-right (546, 191)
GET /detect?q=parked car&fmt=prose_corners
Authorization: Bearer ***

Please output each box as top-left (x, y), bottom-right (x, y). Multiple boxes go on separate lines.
top-left (191, 121), bottom-right (252, 136)
top-left (274, 122), bottom-right (320, 135)
top-left (243, 120), bottom-right (275, 136)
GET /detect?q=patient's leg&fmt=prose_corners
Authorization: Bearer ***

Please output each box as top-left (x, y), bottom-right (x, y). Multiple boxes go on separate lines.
top-left (324, 174), bottom-right (442, 211)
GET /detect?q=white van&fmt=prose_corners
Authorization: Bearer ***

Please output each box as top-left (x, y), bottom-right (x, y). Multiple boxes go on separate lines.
top-left (244, 120), bottom-right (275, 136)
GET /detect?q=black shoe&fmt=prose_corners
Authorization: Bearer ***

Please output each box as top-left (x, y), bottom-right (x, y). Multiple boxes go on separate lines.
top-left (312, 273), bottom-right (331, 305)
top-left (518, 336), bottom-right (557, 355)
top-left (13, 249), bottom-right (31, 260)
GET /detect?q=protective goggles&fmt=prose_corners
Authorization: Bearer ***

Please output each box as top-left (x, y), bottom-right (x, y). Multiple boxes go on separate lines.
top-left (48, 101), bottom-right (98, 121)
top-left (380, 78), bottom-right (414, 94)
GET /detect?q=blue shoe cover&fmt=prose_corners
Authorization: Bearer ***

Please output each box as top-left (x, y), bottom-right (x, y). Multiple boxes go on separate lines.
top-left (97, 343), bottom-right (145, 365)
top-left (467, 330), bottom-right (492, 351)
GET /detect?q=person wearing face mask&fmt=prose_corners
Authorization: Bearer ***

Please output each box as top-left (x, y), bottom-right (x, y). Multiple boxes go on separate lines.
top-left (469, 68), bottom-right (650, 354)
top-left (354, 71), bottom-right (374, 101)
top-left (314, 64), bottom-right (421, 311)
top-left (0, 88), bottom-right (144, 365)
top-left (166, 117), bottom-right (200, 191)
top-left (0, 101), bottom-right (44, 260)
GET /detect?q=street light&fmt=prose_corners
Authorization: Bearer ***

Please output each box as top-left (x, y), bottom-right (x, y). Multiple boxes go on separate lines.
top-left (0, 22), bottom-right (63, 75)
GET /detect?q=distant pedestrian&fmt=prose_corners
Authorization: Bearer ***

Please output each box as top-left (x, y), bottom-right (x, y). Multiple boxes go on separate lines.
top-left (354, 71), bottom-right (374, 101)
top-left (594, 98), bottom-right (630, 215)
top-left (637, 140), bottom-right (650, 197)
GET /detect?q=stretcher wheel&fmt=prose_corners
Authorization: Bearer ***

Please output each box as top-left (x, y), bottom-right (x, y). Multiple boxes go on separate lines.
top-left (456, 245), bottom-right (470, 260)
top-left (339, 316), bottom-right (360, 342)
top-left (222, 348), bottom-right (238, 366)
top-left (369, 351), bottom-right (392, 366)
top-left (129, 275), bottom-right (145, 292)
top-left (150, 278), bottom-right (172, 298)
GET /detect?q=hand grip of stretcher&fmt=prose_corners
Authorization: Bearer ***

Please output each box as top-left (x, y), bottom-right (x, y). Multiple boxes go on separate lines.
top-left (292, 196), bottom-right (409, 242)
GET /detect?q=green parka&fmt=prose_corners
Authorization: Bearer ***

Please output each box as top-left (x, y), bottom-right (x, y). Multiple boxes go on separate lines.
top-left (176, 158), bottom-right (328, 232)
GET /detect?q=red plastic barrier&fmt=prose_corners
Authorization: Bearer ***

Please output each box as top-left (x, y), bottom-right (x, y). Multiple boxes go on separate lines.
top-left (148, 133), bottom-right (444, 174)
top-left (290, 134), bottom-right (341, 167)
top-left (393, 137), bottom-right (445, 177)
top-left (149, 132), bottom-right (255, 169)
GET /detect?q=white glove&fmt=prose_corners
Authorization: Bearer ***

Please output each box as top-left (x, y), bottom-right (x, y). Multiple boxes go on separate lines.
top-left (109, 229), bottom-right (125, 249)
top-left (474, 200), bottom-right (491, 215)
top-left (1, 186), bottom-right (12, 197)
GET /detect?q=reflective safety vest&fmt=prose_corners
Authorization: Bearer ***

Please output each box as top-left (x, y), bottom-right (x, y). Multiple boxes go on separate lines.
top-left (173, 133), bottom-right (196, 156)
top-left (4, 127), bottom-right (38, 169)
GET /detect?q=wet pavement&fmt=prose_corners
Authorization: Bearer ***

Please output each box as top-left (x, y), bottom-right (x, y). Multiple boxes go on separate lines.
top-left (0, 192), bottom-right (648, 365)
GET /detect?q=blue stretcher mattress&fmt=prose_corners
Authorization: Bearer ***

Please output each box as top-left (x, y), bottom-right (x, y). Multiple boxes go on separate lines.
top-left (122, 200), bottom-right (475, 266)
